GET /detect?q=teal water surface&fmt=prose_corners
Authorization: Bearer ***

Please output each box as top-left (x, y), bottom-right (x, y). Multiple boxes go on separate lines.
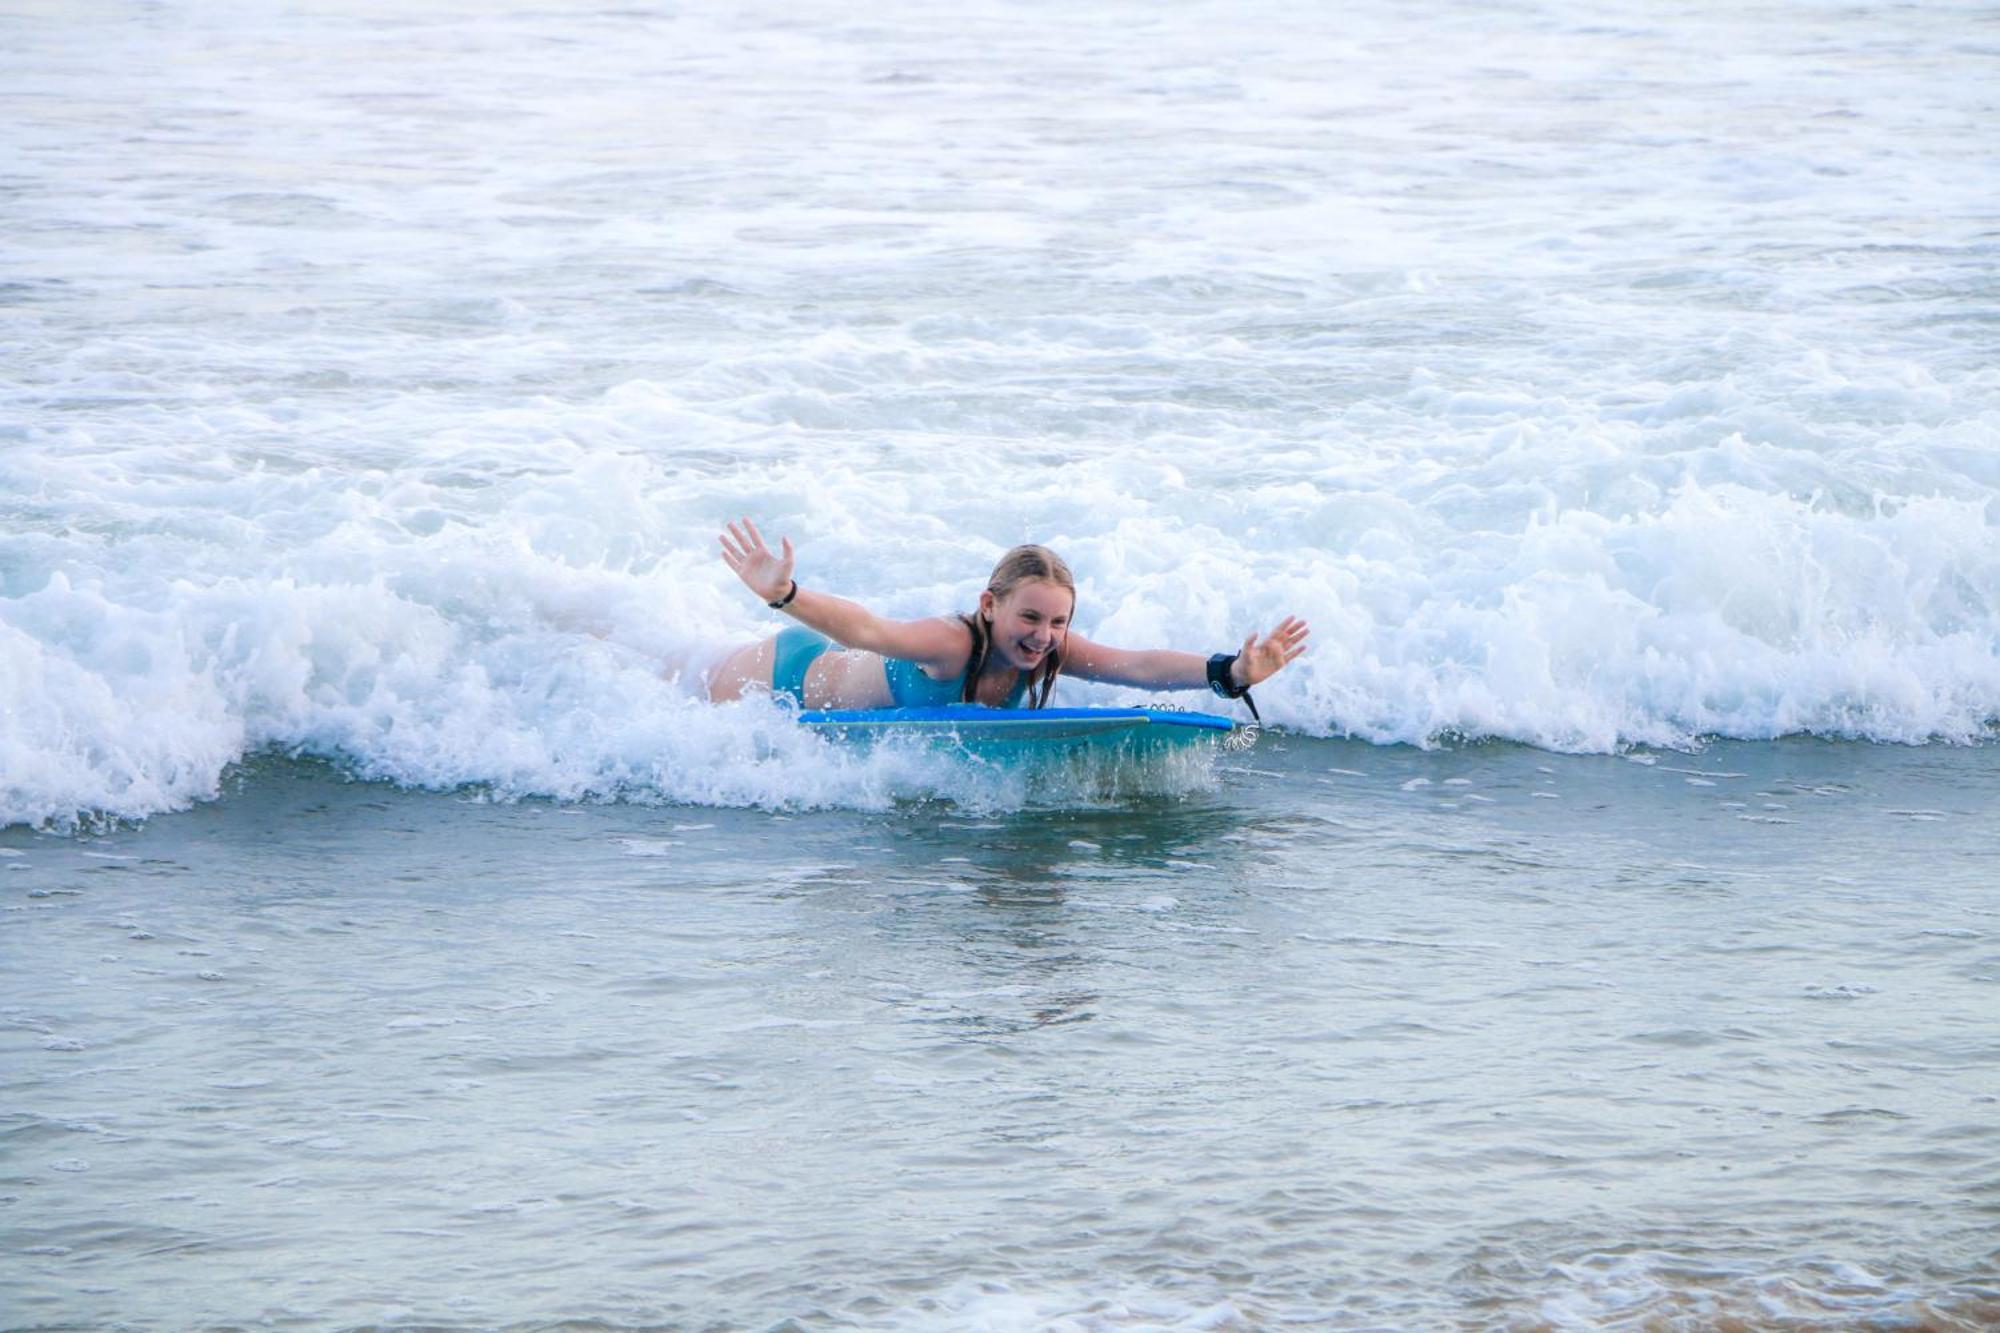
top-left (4, 736), bottom-right (1995, 1329)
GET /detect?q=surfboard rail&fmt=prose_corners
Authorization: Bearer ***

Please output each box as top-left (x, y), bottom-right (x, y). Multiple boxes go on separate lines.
top-left (797, 704), bottom-right (1236, 746)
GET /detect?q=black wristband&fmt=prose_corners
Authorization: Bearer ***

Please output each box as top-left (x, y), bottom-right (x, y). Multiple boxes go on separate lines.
top-left (1207, 652), bottom-right (1262, 724)
top-left (767, 580), bottom-right (798, 610)
top-left (1206, 652), bottom-right (1246, 699)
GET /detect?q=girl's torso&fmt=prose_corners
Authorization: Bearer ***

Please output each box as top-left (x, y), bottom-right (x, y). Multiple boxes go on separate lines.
top-left (807, 650), bottom-right (1027, 710)
top-left (793, 620), bottom-right (1027, 709)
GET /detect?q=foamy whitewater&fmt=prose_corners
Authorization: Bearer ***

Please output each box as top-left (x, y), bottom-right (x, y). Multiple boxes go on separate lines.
top-left (4, 0), bottom-right (1996, 829)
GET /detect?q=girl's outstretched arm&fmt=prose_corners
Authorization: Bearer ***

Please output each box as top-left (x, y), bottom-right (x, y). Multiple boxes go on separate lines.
top-left (1064, 617), bottom-right (1310, 691)
top-left (718, 518), bottom-right (967, 667)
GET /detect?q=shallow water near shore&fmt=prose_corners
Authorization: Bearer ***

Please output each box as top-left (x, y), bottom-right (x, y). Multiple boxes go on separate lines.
top-left (6, 736), bottom-right (1997, 1329)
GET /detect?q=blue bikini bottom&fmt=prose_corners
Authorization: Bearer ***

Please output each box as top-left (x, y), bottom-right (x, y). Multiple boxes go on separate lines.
top-left (771, 627), bottom-right (832, 706)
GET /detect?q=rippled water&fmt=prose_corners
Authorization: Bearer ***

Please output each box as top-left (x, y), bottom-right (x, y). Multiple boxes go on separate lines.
top-left (6, 739), bottom-right (1998, 1328)
top-left (6, 0), bottom-right (2000, 1326)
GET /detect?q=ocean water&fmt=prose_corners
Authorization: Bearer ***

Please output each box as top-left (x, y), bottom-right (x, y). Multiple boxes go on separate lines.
top-left (3, 0), bottom-right (1998, 1327)
top-left (7, 743), bottom-right (1999, 1329)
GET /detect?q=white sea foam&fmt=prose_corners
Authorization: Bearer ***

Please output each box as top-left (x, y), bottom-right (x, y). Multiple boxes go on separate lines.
top-left (3, 0), bottom-right (1996, 828)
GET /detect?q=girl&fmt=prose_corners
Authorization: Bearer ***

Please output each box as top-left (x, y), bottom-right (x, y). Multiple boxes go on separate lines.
top-left (702, 519), bottom-right (1309, 718)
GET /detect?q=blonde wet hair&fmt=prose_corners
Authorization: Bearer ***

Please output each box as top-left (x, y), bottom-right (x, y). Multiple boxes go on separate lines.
top-left (962, 544), bottom-right (1075, 708)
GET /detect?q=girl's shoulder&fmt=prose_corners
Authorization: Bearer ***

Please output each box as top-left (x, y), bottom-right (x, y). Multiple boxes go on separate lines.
top-left (930, 614), bottom-right (977, 664)
top-left (878, 613), bottom-right (974, 671)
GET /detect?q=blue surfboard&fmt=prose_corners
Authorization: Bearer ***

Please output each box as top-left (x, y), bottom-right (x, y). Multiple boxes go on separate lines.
top-left (798, 705), bottom-right (1236, 756)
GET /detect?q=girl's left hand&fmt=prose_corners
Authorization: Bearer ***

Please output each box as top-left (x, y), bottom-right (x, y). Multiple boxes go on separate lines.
top-left (1234, 616), bottom-right (1311, 687)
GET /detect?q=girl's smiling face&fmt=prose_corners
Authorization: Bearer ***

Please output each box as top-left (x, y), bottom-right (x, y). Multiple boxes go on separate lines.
top-left (980, 578), bottom-right (1073, 671)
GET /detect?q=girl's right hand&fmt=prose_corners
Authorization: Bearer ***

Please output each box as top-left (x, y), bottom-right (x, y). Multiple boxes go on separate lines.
top-left (719, 518), bottom-right (796, 604)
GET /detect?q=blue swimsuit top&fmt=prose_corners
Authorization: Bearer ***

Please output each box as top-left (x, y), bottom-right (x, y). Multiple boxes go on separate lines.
top-left (883, 654), bottom-right (1030, 708)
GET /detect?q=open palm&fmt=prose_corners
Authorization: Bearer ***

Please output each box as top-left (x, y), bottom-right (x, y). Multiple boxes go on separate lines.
top-left (1236, 616), bottom-right (1310, 687)
top-left (718, 518), bottom-right (795, 603)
